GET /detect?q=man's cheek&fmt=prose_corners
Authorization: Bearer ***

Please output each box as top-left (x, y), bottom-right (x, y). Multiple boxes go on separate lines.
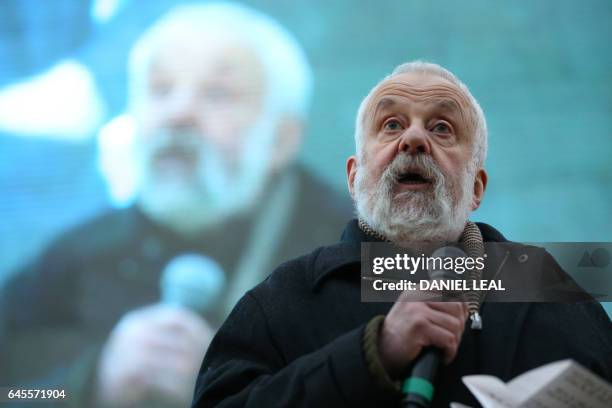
top-left (361, 163), bottom-right (385, 188)
top-left (135, 115), bottom-right (162, 138)
top-left (379, 141), bottom-right (402, 165)
top-left (368, 150), bottom-right (396, 180)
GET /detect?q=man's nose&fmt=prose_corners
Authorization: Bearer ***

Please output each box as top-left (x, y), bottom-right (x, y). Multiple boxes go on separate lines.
top-left (397, 124), bottom-right (431, 155)
top-left (167, 92), bottom-right (199, 129)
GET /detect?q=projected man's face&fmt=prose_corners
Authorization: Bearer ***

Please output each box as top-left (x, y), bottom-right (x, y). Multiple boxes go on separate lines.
top-left (132, 33), bottom-right (278, 229)
top-left (139, 39), bottom-right (267, 172)
top-left (347, 72), bottom-right (486, 242)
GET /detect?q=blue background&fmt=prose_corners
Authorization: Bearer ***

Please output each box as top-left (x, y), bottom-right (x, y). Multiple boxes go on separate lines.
top-left (0, 0), bottom-right (610, 312)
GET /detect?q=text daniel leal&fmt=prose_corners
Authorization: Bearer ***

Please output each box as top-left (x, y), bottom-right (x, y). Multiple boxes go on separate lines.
top-left (372, 279), bottom-right (505, 291)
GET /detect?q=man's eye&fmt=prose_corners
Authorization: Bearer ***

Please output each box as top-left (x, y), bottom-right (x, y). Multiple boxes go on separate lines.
top-left (202, 86), bottom-right (234, 102)
top-left (431, 122), bottom-right (452, 133)
top-left (383, 120), bottom-right (403, 131)
top-left (149, 82), bottom-right (172, 98)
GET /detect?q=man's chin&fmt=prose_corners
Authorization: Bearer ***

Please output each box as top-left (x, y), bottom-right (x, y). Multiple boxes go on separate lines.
top-left (382, 218), bottom-right (462, 244)
top-left (363, 198), bottom-right (463, 243)
top-left (137, 181), bottom-right (259, 232)
top-left (391, 192), bottom-right (434, 212)
top-left (138, 191), bottom-right (224, 233)
top-left (147, 170), bottom-right (200, 189)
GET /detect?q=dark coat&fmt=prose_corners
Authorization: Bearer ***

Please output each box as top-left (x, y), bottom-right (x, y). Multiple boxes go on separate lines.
top-left (0, 166), bottom-right (352, 407)
top-left (193, 219), bottom-right (612, 407)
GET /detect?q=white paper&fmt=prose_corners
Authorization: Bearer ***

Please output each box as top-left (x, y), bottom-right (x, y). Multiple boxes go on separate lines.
top-left (461, 359), bottom-right (612, 408)
top-left (450, 403), bottom-right (474, 408)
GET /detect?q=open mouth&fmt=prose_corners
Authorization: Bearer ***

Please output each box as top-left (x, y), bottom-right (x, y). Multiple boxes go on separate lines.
top-left (153, 146), bottom-right (199, 169)
top-left (397, 170), bottom-right (432, 185)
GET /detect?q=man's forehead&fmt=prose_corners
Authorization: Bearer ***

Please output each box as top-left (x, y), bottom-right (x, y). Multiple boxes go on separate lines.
top-left (367, 72), bottom-right (472, 115)
top-left (149, 37), bottom-right (257, 71)
top-left (144, 24), bottom-right (258, 71)
top-left (146, 38), bottom-right (267, 97)
top-left (373, 95), bottom-right (462, 116)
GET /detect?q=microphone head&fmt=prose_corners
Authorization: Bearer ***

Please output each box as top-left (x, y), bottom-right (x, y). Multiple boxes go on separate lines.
top-left (428, 246), bottom-right (468, 281)
top-left (160, 253), bottom-right (226, 314)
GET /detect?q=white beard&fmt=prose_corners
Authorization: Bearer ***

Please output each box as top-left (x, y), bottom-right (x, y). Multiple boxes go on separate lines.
top-left (134, 114), bottom-right (278, 234)
top-left (354, 153), bottom-right (474, 243)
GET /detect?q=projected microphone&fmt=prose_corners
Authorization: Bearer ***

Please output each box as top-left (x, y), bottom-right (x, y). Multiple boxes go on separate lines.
top-left (160, 253), bottom-right (226, 314)
top-left (402, 246), bottom-right (467, 408)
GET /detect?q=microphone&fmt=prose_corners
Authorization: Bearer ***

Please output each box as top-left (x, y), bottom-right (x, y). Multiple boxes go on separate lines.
top-left (402, 246), bottom-right (467, 408)
top-left (160, 253), bottom-right (226, 314)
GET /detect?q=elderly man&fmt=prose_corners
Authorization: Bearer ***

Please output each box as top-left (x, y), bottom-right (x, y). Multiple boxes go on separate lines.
top-left (193, 61), bottom-right (612, 407)
top-left (0, 3), bottom-right (350, 408)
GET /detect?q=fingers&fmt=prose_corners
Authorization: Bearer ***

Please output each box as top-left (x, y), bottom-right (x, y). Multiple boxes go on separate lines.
top-left (110, 304), bottom-right (213, 373)
top-left (383, 300), bottom-right (467, 365)
top-left (136, 347), bottom-right (200, 377)
top-left (424, 306), bottom-right (465, 336)
top-left (426, 302), bottom-right (468, 320)
top-left (126, 305), bottom-right (214, 350)
top-left (97, 305), bottom-right (213, 407)
top-left (422, 323), bottom-right (460, 364)
top-left (140, 330), bottom-right (202, 362)
top-left (145, 305), bottom-right (212, 338)
top-left (133, 307), bottom-right (213, 366)
top-left (144, 369), bottom-right (195, 406)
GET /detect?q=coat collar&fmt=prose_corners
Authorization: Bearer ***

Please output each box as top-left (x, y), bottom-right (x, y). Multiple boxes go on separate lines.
top-left (310, 219), bottom-right (373, 289)
top-left (312, 219), bottom-right (509, 289)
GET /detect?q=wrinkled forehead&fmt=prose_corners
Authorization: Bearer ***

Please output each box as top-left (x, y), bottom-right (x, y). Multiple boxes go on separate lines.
top-left (148, 31), bottom-right (264, 79)
top-left (364, 72), bottom-right (474, 130)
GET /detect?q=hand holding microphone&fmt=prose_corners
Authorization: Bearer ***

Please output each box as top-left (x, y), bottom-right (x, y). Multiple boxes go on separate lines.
top-left (378, 298), bottom-right (468, 379)
top-left (378, 247), bottom-right (470, 407)
top-left (95, 254), bottom-right (225, 408)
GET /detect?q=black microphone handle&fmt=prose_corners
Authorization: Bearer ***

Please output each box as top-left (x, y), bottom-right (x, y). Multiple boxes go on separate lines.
top-left (402, 347), bottom-right (442, 408)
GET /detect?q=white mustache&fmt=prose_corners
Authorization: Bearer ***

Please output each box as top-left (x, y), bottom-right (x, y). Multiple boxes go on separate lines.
top-left (145, 129), bottom-right (203, 154)
top-left (381, 154), bottom-right (444, 190)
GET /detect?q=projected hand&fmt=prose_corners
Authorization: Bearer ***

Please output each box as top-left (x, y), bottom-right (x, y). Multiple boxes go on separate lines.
top-left (378, 295), bottom-right (468, 379)
top-left (95, 304), bottom-right (213, 407)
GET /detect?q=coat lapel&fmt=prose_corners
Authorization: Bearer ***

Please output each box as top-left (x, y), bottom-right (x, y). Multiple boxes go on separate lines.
top-left (478, 302), bottom-right (531, 380)
top-left (476, 239), bottom-right (531, 380)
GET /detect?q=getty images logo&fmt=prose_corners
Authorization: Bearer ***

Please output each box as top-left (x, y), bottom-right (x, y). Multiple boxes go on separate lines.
top-left (577, 248), bottom-right (611, 268)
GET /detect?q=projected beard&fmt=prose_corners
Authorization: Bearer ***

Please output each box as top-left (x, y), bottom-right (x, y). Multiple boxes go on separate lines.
top-left (354, 153), bottom-right (475, 243)
top-left (134, 114), bottom-right (277, 233)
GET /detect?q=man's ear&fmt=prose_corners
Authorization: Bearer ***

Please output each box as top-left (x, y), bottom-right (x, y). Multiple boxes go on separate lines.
top-left (347, 155), bottom-right (358, 199)
top-left (269, 115), bottom-right (304, 173)
top-left (471, 168), bottom-right (488, 211)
